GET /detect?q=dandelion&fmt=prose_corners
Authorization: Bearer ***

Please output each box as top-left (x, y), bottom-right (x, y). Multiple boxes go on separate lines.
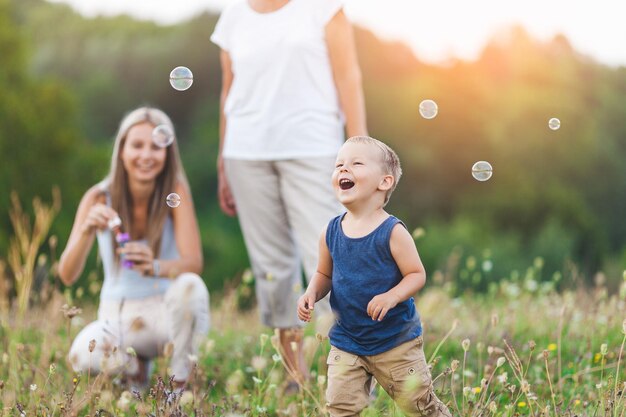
top-left (574, 399), bottom-right (581, 406)
top-left (473, 387), bottom-right (481, 394)
top-left (547, 343), bottom-right (557, 351)
top-left (518, 401), bottom-right (527, 408)
top-left (594, 353), bottom-right (602, 363)
top-left (462, 339), bottom-right (470, 352)
top-left (251, 356), bottom-right (268, 372)
top-left (73, 377), bottom-right (78, 385)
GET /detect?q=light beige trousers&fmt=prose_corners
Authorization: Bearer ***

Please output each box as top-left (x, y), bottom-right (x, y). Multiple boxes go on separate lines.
top-left (224, 157), bottom-right (341, 329)
top-left (326, 337), bottom-right (452, 417)
top-left (68, 273), bottom-right (210, 382)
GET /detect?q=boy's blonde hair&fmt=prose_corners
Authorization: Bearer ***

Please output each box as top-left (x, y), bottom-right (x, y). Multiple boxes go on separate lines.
top-left (346, 136), bottom-right (402, 206)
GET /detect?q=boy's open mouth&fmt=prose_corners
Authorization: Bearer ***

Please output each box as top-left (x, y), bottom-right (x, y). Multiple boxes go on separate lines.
top-left (339, 179), bottom-right (355, 190)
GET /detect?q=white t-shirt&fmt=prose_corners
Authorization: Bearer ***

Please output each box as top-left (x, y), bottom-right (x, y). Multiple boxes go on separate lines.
top-left (211, 0), bottom-right (345, 160)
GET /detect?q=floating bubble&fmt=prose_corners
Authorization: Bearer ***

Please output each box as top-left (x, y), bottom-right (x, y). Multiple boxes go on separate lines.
top-left (152, 124), bottom-right (175, 148)
top-left (548, 118), bottom-right (561, 130)
top-left (419, 99), bottom-right (438, 119)
top-left (169, 66), bottom-right (193, 91)
top-left (472, 161), bottom-right (493, 182)
top-left (166, 193), bottom-right (181, 208)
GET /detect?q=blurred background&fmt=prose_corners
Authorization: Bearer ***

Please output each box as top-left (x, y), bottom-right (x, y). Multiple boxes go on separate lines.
top-left (1, 0), bottom-right (625, 298)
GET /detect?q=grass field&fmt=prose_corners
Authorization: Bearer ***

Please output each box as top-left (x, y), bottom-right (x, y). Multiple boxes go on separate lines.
top-left (1, 271), bottom-right (625, 417)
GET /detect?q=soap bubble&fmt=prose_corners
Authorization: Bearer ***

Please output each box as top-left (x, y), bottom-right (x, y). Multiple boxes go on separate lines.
top-left (419, 99), bottom-right (438, 119)
top-left (152, 124), bottom-right (175, 148)
top-left (166, 193), bottom-right (181, 208)
top-left (548, 118), bottom-right (561, 130)
top-left (169, 66), bottom-right (193, 91)
top-left (472, 161), bottom-right (493, 182)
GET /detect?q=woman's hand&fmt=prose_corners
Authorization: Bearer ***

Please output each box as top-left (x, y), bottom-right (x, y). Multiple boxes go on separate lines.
top-left (81, 204), bottom-right (118, 235)
top-left (217, 160), bottom-right (237, 216)
top-left (118, 241), bottom-right (155, 276)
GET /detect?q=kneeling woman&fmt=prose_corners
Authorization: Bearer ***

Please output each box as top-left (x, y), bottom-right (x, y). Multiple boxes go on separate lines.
top-left (59, 107), bottom-right (210, 390)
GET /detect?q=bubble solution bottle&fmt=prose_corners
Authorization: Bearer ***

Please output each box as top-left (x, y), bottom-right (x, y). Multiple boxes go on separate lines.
top-left (107, 216), bottom-right (133, 268)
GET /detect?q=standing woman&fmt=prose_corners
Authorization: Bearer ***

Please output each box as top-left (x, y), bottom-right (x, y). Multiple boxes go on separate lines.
top-left (211, 0), bottom-right (367, 387)
top-left (58, 107), bottom-right (210, 389)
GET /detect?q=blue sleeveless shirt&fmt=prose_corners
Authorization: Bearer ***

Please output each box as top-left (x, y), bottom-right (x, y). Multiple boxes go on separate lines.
top-left (327, 213), bottom-right (422, 356)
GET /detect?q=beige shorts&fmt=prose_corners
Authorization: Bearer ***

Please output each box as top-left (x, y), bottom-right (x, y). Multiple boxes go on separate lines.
top-left (326, 336), bottom-right (452, 417)
top-left (224, 157), bottom-right (341, 329)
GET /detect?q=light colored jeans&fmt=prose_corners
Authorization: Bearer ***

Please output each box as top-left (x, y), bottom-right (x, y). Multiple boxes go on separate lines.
top-left (224, 157), bottom-right (341, 329)
top-left (68, 273), bottom-right (210, 382)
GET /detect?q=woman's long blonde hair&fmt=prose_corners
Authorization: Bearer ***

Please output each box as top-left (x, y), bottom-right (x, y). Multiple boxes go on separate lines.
top-left (99, 106), bottom-right (189, 259)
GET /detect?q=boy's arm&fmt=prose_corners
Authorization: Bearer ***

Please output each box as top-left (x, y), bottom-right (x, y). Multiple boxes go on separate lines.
top-left (367, 223), bottom-right (426, 321)
top-left (297, 229), bottom-right (333, 322)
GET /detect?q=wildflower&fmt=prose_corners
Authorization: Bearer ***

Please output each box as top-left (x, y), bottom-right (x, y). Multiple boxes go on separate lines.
top-left (463, 387), bottom-right (471, 396)
top-left (61, 304), bottom-right (82, 319)
top-left (272, 354), bottom-right (282, 363)
top-left (260, 333), bottom-right (269, 348)
top-left (497, 372), bottom-right (508, 384)
top-left (473, 387), bottom-right (481, 394)
top-left (179, 391), bottom-right (194, 406)
top-left (574, 399), bottom-right (581, 406)
top-left (317, 375), bottom-right (326, 386)
top-left (543, 350), bottom-right (549, 360)
top-left (529, 340), bottom-right (536, 351)
top-left (251, 355), bottom-right (268, 372)
top-left (252, 376), bottom-right (262, 385)
top-left (450, 360), bottom-right (459, 372)
top-left (30, 384), bottom-right (37, 392)
top-left (547, 343), bottom-right (557, 351)
top-left (481, 378), bottom-right (488, 387)
top-left (73, 377), bottom-right (79, 385)
top-left (488, 401), bottom-right (497, 413)
top-left (49, 363), bottom-right (57, 375)
top-left (482, 260), bottom-right (493, 273)
top-left (462, 339), bottom-right (470, 352)
top-left (521, 380), bottom-right (530, 393)
top-left (497, 357), bottom-right (506, 367)
top-left (594, 353), bottom-right (602, 363)
top-left (518, 401), bottom-right (527, 408)
top-left (600, 343), bottom-right (608, 356)
top-left (89, 339), bottom-right (96, 353)
top-left (117, 391), bottom-right (132, 411)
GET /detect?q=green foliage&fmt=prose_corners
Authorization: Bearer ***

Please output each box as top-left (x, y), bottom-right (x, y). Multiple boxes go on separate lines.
top-left (1, 1), bottom-right (625, 291)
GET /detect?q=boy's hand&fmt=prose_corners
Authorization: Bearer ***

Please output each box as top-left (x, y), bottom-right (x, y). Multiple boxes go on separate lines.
top-left (367, 292), bottom-right (400, 321)
top-left (297, 292), bottom-right (316, 322)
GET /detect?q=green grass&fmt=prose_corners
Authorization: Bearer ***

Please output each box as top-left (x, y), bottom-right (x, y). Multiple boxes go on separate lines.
top-left (1, 276), bottom-right (625, 416)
